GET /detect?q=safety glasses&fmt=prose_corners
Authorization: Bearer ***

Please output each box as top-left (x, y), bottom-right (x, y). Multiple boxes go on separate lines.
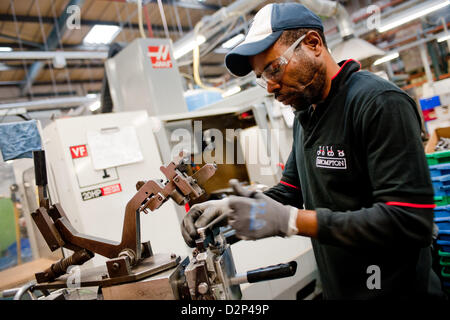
top-left (255, 34), bottom-right (306, 89)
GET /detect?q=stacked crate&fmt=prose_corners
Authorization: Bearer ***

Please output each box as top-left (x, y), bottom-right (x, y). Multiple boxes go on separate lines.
top-left (428, 151), bottom-right (450, 295)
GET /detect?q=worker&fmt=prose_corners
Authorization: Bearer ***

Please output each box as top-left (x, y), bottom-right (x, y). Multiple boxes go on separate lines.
top-left (181, 3), bottom-right (445, 299)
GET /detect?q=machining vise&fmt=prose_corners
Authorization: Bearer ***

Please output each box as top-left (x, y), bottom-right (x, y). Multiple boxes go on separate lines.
top-left (10, 150), bottom-right (296, 300)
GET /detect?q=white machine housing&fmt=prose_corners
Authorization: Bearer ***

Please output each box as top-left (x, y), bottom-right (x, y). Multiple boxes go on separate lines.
top-left (42, 111), bottom-right (191, 267)
top-left (105, 38), bottom-right (188, 116)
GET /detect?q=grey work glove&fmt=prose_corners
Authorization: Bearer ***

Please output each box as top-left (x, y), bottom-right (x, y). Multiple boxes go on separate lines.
top-left (181, 198), bottom-right (232, 247)
top-left (180, 179), bottom-right (298, 247)
top-left (180, 179), bottom-right (259, 247)
top-left (228, 193), bottom-right (299, 241)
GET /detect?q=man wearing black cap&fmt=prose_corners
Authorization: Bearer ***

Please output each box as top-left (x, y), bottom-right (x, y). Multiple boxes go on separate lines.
top-left (181, 3), bottom-right (444, 299)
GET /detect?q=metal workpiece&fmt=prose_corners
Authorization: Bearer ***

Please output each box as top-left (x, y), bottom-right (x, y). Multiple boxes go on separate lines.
top-left (183, 228), bottom-right (243, 300)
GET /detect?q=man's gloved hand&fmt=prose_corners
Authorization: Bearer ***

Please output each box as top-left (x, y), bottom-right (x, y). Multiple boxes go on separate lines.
top-left (228, 192), bottom-right (299, 241)
top-left (181, 198), bottom-right (231, 247)
top-left (180, 179), bottom-right (299, 247)
top-left (180, 179), bottom-right (259, 247)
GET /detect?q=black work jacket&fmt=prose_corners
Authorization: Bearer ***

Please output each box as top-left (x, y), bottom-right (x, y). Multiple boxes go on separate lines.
top-left (264, 59), bottom-right (444, 299)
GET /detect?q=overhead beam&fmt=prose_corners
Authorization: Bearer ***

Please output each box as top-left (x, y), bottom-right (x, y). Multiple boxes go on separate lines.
top-left (0, 80), bottom-right (103, 86)
top-left (110, 0), bottom-right (220, 11)
top-left (0, 95), bottom-right (99, 111)
top-left (154, 0), bottom-right (220, 10)
top-left (0, 33), bottom-right (42, 48)
top-left (0, 14), bottom-right (191, 33)
top-left (0, 50), bottom-right (107, 60)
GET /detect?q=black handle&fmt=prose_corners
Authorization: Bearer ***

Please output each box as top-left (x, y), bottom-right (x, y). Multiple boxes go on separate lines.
top-left (33, 150), bottom-right (47, 187)
top-left (247, 261), bottom-right (297, 283)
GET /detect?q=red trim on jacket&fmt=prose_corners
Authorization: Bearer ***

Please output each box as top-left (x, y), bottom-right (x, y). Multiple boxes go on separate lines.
top-left (331, 59), bottom-right (362, 80)
top-left (385, 201), bottom-right (436, 209)
top-left (280, 180), bottom-right (299, 189)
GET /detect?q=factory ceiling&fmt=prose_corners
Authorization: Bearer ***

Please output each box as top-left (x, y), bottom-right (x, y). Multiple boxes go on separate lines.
top-left (0, 0), bottom-right (448, 105)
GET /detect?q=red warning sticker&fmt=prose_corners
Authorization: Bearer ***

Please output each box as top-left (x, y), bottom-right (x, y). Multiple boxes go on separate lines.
top-left (101, 183), bottom-right (122, 196)
top-left (81, 183), bottom-right (122, 201)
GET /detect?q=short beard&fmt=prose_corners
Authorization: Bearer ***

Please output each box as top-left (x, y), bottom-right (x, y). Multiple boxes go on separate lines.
top-left (290, 59), bottom-right (327, 112)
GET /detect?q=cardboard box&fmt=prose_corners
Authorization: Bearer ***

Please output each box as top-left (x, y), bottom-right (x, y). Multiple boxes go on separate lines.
top-left (425, 126), bottom-right (450, 153)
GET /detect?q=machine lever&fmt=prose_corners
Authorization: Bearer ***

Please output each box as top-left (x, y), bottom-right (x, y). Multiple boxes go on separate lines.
top-left (33, 150), bottom-right (48, 208)
top-left (229, 261), bottom-right (297, 285)
top-left (33, 150), bottom-right (47, 187)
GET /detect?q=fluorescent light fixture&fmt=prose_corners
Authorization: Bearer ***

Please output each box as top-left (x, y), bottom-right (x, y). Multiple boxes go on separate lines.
top-left (222, 86), bottom-right (241, 98)
top-left (438, 34), bottom-right (450, 42)
top-left (373, 52), bottom-right (399, 66)
top-left (378, 0), bottom-right (449, 33)
top-left (88, 100), bottom-right (101, 112)
top-left (84, 25), bottom-right (121, 45)
top-left (86, 93), bottom-right (98, 99)
top-left (0, 47), bottom-right (12, 52)
top-left (173, 35), bottom-right (206, 59)
top-left (222, 34), bottom-right (245, 49)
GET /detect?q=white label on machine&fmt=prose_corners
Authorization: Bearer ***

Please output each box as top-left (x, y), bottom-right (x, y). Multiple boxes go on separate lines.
top-left (72, 155), bottom-right (119, 188)
top-left (87, 126), bottom-right (144, 170)
top-left (80, 183), bottom-right (122, 201)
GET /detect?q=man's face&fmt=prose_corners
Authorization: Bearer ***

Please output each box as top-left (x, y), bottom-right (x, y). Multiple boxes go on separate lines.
top-left (250, 35), bottom-right (327, 111)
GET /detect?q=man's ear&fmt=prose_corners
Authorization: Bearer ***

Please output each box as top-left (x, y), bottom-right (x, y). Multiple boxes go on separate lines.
top-left (303, 31), bottom-right (323, 57)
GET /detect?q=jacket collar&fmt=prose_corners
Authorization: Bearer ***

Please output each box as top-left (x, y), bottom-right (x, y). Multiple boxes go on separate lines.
top-left (295, 59), bottom-right (361, 128)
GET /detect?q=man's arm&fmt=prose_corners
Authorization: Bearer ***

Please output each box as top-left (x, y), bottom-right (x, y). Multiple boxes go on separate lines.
top-left (263, 137), bottom-right (304, 209)
top-left (294, 91), bottom-right (434, 248)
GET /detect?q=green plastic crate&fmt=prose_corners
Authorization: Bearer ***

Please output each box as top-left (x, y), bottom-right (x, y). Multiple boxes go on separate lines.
top-left (441, 257), bottom-right (450, 266)
top-left (442, 266), bottom-right (450, 278)
top-left (434, 196), bottom-right (450, 206)
top-left (439, 250), bottom-right (450, 257)
top-left (427, 150), bottom-right (450, 166)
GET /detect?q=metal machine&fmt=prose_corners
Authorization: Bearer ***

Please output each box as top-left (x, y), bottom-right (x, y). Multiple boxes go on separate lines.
top-left (12, 149), bottom-right (297, 300)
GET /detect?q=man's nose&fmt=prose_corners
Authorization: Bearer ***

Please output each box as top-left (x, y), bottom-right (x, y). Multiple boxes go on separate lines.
top-left (266, 80), bottom-right (281, 94)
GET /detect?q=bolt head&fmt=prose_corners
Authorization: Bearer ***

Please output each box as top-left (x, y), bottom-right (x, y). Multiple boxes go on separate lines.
top-left (197, 282), bottom-right (209, 295)
top-left (112, 262), bottom-right (120, 270)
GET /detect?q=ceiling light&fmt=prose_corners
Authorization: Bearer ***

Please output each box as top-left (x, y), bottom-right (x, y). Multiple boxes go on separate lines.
top-left (222, 86), bottom-right (241, 98)
top-left (378, 0), bottom-right (449, 33)
top-left (373, 52), bottom-right (399, 66)
top-left (222, 34), bottom-right (245, 49)
top-left (438, 34), bottom-right (450, 42)
top-left (173, 35), bottom-right (206, 59)
top-left (84, 25), bottom-right (121, 45)
top-left (0, 47), bottom-right (12, 52)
